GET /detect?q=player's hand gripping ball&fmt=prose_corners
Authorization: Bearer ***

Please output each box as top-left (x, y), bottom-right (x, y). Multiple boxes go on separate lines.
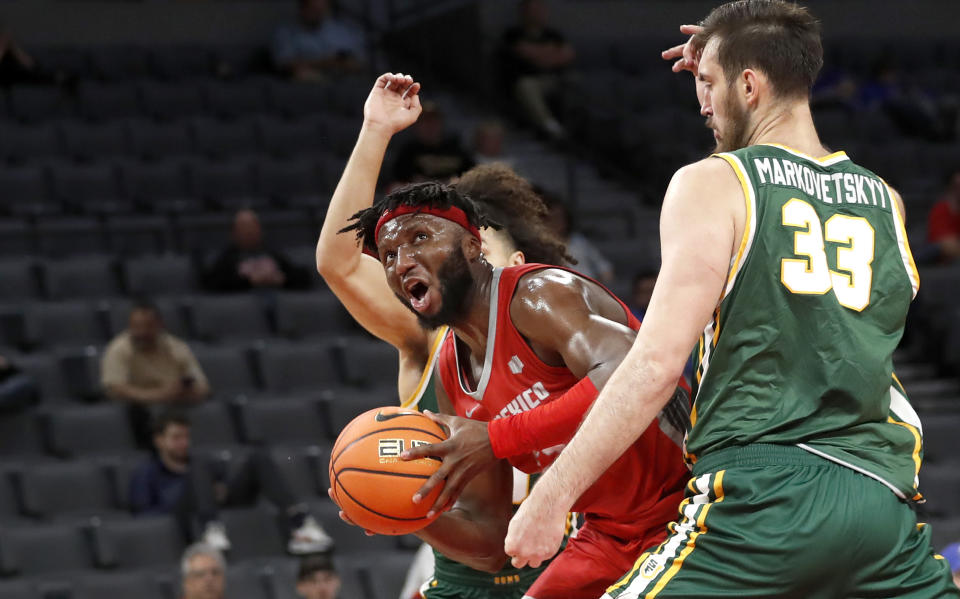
top-left (328, 406), bottom-right (447, 535)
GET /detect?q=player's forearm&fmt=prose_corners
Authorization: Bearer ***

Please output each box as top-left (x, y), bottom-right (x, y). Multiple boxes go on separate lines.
top-left (488, 375), bottom-right (597, 460)
top-left (534, 347), bottom-right (679, 510)
top-left (315, 125), bottom-right (392, 279)
top-left (416, 508), bottom-right (510, 573)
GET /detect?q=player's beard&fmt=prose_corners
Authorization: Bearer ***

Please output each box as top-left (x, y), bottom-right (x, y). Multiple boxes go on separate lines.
top-left (396, 247), bottom-right (475, 330)
top-left (712, 90), bottom-right (750, 153)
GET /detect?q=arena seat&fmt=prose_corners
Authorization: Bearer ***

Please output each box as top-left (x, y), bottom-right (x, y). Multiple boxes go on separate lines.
top-left (42, 256), bottom-right (120, 300)
top-left (322, 387), bottom-right (391, 440)
top-left (59, 120), bottom-right (129, 162)
top-left (203, 81), bottom-right (269, 119)
top-left (365, 551), bottom-right (418, 599)
top-left (75, 82), bottom-right (142, 122)
top-left (26, 301), bottom-right (106, 348)
top-left (0, 260), bottom-right (39, 302)
top-left (176, 212), bottom-right (234, 254)
top-left (265, 445), bottom-right (327, 501)
top-left (122, 255), bottom-right (197, 297)
top-left (190, 295), bottom-right (272, 343)
top-left (236, 398), bottom-right (329, 447)
top-left (219, 506), bottom-right (285, 562)
top-left (149, 45), bottom-right (214, 81)
top-left (0, 220), bottom-right (36, 257)
top-left (43, 404), bottom-right (137, 458)
top-left (258, 157), bottom-right (328, 206)
top-left (89, 46), bottom-right (149, 82)
top-left (35, 217), bottom-right (108, 257)
top-left (185, 401), bottom-right (240, 448)
top-left (191, 117), bottom-right (261, 160)
top-left (0, 580), bottom-right (37, 599)
top-left (257, 209), bottom-right (319, 249)
top-left (310, 500), bottom-right (395, 555)
top-left (190, 344), bottom-right (259, 400)
top-left (73, 571), bottom-right (167, 599)
top-left (7, 86), bottom-right (73, 123)
top-left (0, 165), bottom-right (53, 216)
top-left (0, 122), bottom-right (62, 164)
top-left (921, 413), bottom-right (960, 464)
top-left (255, 115), bottom-right (327, 158)
top-left (338, 338), bottom-right (400, 389)
top-left (0, 522), bottom-right (96, 577)
top-left (928, 518), bottom-right (960, 552)
top-left (255, 341), bottom-right (341, 395)
top-left (105, 215), bottom-right (173, 256)
top-left (8, 353), bottom-right (70, 404)
top-left (92, 516), bottom-right (185, 571)
top-left (266, 81), bottom-right (332, 119)
top-left (225, 562), bottom-right (273, 599)
top-left (16, 461), bottom-right (117, 519)
top-left (0, 471), bottom-right (26, 524)
top-left (919, 465), bottom-right (960, 518)
top-left (191, 158), bottom-right (265, 211)
top-left (274, 292), bottom-right (355, 340)
top-left (138, 82), bottom-right (206, 121)
top-left (119, 159), bottom-right (197, 214)
top-left (126, 119), bottom-right (195, 161)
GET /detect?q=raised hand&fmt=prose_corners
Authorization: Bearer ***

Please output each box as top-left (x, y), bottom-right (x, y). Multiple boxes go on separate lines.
top-left (661, 24), bottom-right (704, 75)
top-left (363, 72), bottom-right (423, 136)
top-left (400, 410), bottom-right (498, 517)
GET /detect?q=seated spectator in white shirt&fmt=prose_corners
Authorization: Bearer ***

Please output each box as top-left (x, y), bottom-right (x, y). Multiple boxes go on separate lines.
top-left (272, 0), bottom-right (366, 81)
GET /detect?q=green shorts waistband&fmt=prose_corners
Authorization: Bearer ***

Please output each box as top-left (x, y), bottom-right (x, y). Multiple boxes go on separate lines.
top-left (692, 443), bottom-right (834, 477)
top-left (433, 553), bottom-right (546, 589)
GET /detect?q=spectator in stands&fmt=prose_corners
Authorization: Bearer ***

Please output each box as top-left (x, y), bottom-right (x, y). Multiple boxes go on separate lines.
top-left (296, 553), bottom-right (340, 599)
top-left (272, 0), bottom-right (365, 81)
top-left (499, 0), bottom-right (575, 139)
top-left (0, 354), bottom-right (37, 411)
top-left (204, 209), bottom-right (312, 292)
top-left (472, 119), bottom-right (514, 167)
top-left (102, 300), bottom-right (210, 406)
top-left (391, 102), bottom-right (475, 185)
top-left (181, 543), bottom-right (226, 599)
top-left (543, 194), bottom-right (614, 284)
top-left (925, 168), bottom-right (960, 265)
top-left (629, 268), bottom-right (658, 321)
top-left (129, 410), bottom-right (333, 555)
top-left (942, 542), bottom-right (960, 588)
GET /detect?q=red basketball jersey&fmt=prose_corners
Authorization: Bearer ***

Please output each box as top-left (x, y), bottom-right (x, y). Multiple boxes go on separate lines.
top-left (437, 264), bottom-right (691, 539)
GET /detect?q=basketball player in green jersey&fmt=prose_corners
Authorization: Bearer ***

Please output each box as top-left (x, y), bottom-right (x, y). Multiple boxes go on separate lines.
top-left (506, 2), bottom-right (960, 597)
top-left (316, 73), bottom-right (570, 598)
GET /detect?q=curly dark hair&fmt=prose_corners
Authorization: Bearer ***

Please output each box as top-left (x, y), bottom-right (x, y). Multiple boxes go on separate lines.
top-left (455, 163), bottom-right (571, 266)
top-left (340, 164), bottom-right (571, 266)
top-left (340, 181), bottom-right (501, 255)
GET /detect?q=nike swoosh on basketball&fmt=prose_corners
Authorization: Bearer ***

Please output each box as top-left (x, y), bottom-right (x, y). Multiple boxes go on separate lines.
top-left (465, 405), bottom-right (480, 418)
top-left (374, 411), bottom-right (406, 422)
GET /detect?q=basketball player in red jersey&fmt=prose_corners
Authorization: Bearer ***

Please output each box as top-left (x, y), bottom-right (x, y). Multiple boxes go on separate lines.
top-left (342, 184), bottom-right (691, 599)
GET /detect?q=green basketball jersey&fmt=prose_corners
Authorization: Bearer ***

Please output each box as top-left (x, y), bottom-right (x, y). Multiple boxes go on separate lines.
top-left (687, 143), bottom-right (923, 501)
top-left (401, 326), bottom-right (553, 590)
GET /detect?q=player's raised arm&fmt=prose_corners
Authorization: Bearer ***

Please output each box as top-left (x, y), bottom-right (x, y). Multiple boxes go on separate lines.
top-left (403, 269), bottom-right (641, 513)
top-left (316, 73), bottom-right (429, 352)
top-left (505, 156), bottom-right (743, 568)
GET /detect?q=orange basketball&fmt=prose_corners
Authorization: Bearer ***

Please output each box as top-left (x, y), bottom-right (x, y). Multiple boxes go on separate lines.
top-left (328, 406), bottom-right (447, 535)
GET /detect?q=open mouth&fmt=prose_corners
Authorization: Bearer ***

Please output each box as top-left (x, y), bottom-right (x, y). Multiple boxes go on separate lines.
top-left (404, 279), bottom-right (432, 312)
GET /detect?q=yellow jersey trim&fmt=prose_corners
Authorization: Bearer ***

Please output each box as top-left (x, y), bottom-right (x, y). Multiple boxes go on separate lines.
top-left (760, 143), bottom-right (850, 165)
top-left (400, 326), bottom-right (449, 409)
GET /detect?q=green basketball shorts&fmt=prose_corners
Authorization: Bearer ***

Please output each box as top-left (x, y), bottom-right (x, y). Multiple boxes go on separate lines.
top-left (605, 444), bottom-right (959, 599)
top-left (419, 560), bottom-right (547, 599)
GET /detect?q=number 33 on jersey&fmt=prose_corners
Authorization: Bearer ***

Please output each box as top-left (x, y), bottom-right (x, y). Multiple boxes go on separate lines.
top-left (687, 144), bottom-right (922, 503)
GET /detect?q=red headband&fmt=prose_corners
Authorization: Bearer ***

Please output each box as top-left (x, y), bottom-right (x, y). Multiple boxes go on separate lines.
top-left (374, 205), bottom-right (481, 246)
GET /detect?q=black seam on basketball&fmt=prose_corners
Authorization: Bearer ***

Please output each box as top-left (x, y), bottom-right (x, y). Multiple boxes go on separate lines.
top-left (330, 425), bottom-right (445, 471)
top-left (337, 467), bottom-right (432, 479)
top-left (333, 468), bottom-right (434, 522)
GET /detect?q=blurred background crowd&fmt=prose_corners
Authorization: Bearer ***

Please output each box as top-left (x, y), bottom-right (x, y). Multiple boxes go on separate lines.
top-left (0, 0), bottom-right (957, 597)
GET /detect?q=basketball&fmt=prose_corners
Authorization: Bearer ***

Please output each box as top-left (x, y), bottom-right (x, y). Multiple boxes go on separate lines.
top-left (329, 406), bottom-right (447, 535)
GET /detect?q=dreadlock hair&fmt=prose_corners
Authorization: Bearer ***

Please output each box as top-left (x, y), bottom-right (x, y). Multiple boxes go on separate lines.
top-left (340, 181), bottom-right (501, 256)
top-left (454, 163), bottom-right (572, 266)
